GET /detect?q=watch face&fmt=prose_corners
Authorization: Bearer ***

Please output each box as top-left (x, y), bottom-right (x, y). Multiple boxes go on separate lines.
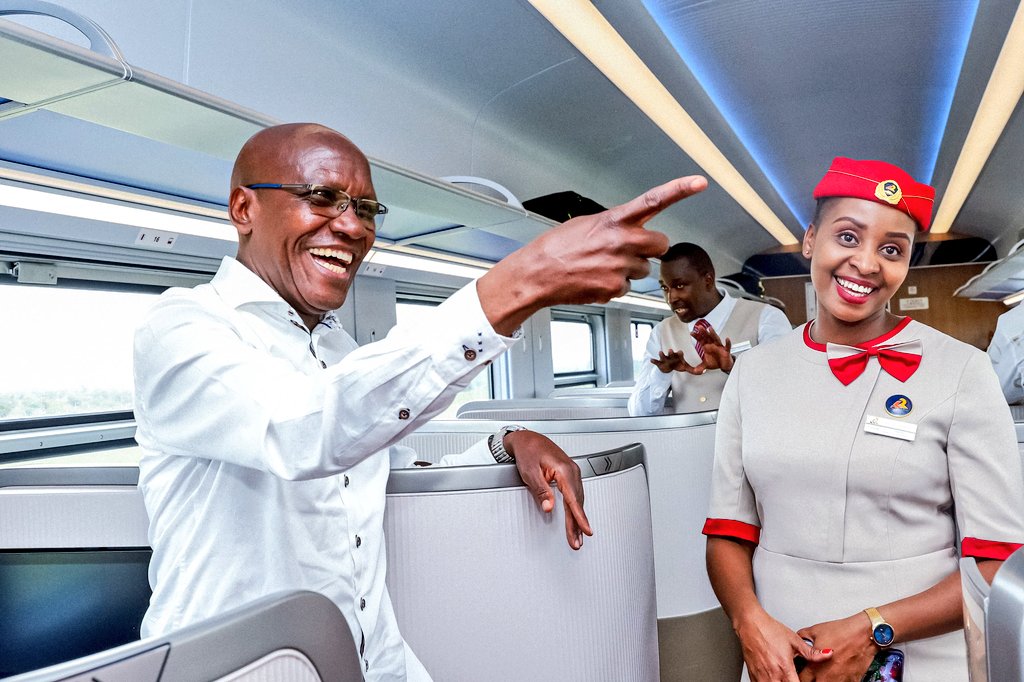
top-left (872, 623), bottom-right (895, 647)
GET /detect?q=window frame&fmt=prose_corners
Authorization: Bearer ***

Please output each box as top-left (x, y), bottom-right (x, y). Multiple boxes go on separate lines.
top-left (394, 288), bottom-right (496, 404)
top-left (0, 255), bottom-right (213, 459)
top-left (550, 308), bottom-right (605, 388)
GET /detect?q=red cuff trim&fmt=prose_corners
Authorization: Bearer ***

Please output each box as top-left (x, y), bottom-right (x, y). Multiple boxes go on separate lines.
top-left (703, 518), bottom-right (761, 544)
top-left (962, 537), bottom-right (1023, 561)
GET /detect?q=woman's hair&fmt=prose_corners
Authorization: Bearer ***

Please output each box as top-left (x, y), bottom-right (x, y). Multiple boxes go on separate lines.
top-left (810, 197), bottom-right (833, 228)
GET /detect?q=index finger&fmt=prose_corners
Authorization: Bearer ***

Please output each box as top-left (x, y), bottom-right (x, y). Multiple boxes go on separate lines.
top-left (608, 175), bottom-right (709, 227)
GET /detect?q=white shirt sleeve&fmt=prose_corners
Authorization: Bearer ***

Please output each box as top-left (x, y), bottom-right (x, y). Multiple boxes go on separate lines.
top-left (388, 438), bottom-right (495, 468)
top-left (757, 305), bottom-right (793, 344)
top-left (628, 327), bottom-right (673, 416)
top-left (134, 283), bottom-right (516, 481)
top-left (988, 307), bottom-right (1024, 405)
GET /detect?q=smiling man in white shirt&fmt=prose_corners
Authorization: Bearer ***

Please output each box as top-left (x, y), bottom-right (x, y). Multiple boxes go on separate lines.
top-left (134, 123), bottom-right (709, 681)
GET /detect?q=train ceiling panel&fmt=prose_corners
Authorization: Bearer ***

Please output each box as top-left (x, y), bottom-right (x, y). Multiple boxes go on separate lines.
top-left (0, 0), bottom-right (1022, 299)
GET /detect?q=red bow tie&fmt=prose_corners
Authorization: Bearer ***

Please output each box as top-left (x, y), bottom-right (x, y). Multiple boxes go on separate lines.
top-left (825, 339), bottom-right (923, 386)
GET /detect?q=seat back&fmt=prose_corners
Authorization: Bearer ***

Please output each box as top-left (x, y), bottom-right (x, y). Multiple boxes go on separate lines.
top-left (4, 590), bottom-right (360, 682)
top-left (385, 443), bottom-right (658, 681)
top-left (0, 468), bottom-right (361, 681)
top-left (988, 547), bottom-right (1024, 681)
top-left (456, 397), bottom-right (629, 420)
top-left (0, 466), bottom-right (150, 677)
top-left (397, 412), bottom-right (742, 682)
top-left (549, 385), bottom-right (636, 399)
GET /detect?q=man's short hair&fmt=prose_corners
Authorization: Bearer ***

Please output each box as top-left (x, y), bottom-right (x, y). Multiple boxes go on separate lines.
top-left (661, 242), bottom-right (714, 277)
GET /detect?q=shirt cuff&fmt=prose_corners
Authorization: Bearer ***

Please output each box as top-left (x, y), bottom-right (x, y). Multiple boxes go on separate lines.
top-left (437, 437), bottom-right (495, 466)
top-left (961, 537), bottom-right (1023, 561)
top-left (702, 518), bottom-right (761, 544)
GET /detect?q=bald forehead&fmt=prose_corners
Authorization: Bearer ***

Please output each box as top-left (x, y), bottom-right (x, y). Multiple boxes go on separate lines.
top-left (230, 123), bottom-right (370, 189)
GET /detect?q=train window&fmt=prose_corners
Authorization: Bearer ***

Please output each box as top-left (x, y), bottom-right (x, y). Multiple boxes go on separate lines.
top-left (551, 313), bottom-right (600, 387)
top-left (395, 300), bottom-right (492, 415)
top-left (0, 282), bottom-right (159, 422)
top-left (631, 320), bottom-right (656, 378)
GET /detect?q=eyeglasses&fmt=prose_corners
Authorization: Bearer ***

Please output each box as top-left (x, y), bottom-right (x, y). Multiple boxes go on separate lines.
top-left (245, 183), bottom-right (388, 228)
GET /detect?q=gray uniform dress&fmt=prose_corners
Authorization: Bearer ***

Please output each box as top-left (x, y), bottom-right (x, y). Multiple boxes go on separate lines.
top-left (706, 318), bottom-right (1024, 681)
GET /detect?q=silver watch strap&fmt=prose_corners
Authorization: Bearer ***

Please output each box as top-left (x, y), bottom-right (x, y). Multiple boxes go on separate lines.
top-left (488, 425), bottom-right (525, 463)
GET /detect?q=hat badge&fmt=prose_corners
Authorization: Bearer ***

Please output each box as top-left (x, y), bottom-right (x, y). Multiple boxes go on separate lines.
top-left (875, 180), bottom-right (902, 205)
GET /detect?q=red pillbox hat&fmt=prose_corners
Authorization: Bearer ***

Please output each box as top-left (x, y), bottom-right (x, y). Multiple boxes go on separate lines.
top-left (812, 157), bottom-right (936, 231)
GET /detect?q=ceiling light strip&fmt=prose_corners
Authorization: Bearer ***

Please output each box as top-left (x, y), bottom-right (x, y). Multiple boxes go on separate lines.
top-left (0, 183), bottom-right (237, 241)
top-left (931, 3), bottom-right (1024, 234)
top-left (1003, 290), bottom-right (1024, 306)
top-left (0, 165), bottom-right (229, 221)
top-left (527, 0), bottom-right (797, 246)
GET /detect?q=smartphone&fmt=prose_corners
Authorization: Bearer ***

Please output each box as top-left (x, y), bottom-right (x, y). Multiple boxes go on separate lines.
top-left (794, 638), bottom-right (814, 673)
top-left (795, 646), bottom-right (904, 680)
top-left (862, 648), bottom-right (904, 682)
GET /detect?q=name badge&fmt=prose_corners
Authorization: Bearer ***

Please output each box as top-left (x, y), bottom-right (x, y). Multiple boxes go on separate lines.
top-left (864, 415), bottom-right (917, 442)
top-left (732, 340), bottom-right (753, 354)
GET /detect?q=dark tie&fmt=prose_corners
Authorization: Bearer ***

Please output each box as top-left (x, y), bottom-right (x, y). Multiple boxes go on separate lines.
top-left (693, 318), bottom-right (711, 362)
top-left (825, 339), bottom-right (923, 386)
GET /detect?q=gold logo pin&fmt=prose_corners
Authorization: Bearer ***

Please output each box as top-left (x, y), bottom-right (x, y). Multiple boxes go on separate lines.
top-left (875, 180), bottom-right (902, 205)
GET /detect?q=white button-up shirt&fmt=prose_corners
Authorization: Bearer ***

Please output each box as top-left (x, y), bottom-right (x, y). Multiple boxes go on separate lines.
top-left (628, 293), bottom-right (792, 416)
top-left (135, 257), bottom-right (512, 680)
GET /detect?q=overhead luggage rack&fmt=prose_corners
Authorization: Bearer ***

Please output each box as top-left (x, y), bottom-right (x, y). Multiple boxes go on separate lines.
top-left (0, 5), bottom-right (558, 265)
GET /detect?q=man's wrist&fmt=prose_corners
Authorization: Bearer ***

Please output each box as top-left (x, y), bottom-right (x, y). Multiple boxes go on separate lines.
top-left (477, 254), bottom-right (545, 336)
top-left (488, 425), bottom-right (527, 463)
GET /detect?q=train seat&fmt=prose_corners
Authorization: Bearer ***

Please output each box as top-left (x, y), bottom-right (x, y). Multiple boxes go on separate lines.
top-left (398, 413), bottom-right (742, 682)
top-left (385, 442), bottom-right (658, 681)
top-left (1, 590), bottom-right (361, 682)
top-left (987, 547), bottom-right (1024, 680)
top-left (1, 444), bottom-right (660, 680)
top-left (960, 548), bottom-right (1024, 682)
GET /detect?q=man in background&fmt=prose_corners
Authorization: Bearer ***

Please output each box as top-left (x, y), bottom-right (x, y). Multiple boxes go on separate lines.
top-left (628, 242), bottom-right (791, 415)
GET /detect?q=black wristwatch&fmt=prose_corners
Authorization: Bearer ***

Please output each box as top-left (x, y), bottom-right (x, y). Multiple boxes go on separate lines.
top-left (864, 607), bottom-right (895, 647)
top-left (488, 425), bottom-right (526, 463)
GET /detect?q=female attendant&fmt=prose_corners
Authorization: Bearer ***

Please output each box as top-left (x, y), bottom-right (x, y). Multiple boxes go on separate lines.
top-left (701, 157), bottom-right (1024, 681)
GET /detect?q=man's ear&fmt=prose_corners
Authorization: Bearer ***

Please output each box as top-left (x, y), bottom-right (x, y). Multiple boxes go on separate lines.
top-left (229, 186), bottom-right (255, 237)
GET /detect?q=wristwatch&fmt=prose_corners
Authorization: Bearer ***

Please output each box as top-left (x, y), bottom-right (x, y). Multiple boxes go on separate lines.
top-left (488, 425), bottom-right (526, 463)
top-left (864, 607), bottom-right (895, 647)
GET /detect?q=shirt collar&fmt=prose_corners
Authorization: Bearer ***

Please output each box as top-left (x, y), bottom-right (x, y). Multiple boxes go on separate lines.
top-left (688, 290), bottom-right (735, 332)
top-left (802, 316), bottom-right (913, 352)
top-left (210, 256), bottom-right (341, 330)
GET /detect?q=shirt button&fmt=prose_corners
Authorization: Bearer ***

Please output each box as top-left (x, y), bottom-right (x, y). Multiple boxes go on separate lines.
top-left (355, 535), bottom-right (362, 548)
top-left (344, 475), bottom-right (350, 487)
top-left (360, 597), bottom-right (366, 610)
top-left (320, 360), bottom-right (327, 369)
top-left (464, 348), bottom-right (477, 361)
top-left (398, 408), bottom-right (410, 420)
top-left (287, 310), bottom-right (294, 316)
top-left (699, 396), bottom-right (707, 403)
top-left (365, 659), bottom-right (369, 672)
